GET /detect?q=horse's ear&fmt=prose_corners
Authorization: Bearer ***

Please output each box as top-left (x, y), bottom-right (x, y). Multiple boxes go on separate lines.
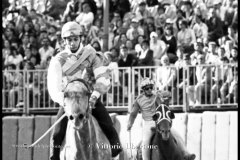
top-left (169, 112), bottom-right (175, 119)
top-left (152, 114), bottom-right (159, 121)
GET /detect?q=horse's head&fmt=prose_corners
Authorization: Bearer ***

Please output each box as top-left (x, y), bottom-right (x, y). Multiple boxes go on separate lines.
top-left (63, 79), bottom-right (91, 130)
top-left (152, 104), bottom-right (175, 141)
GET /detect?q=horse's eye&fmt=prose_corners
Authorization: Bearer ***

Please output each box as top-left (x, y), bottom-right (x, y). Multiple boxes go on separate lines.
top-left (79, 114), bottom-right (84, 120)
top-left (69, 115), bottom-right (74, 120)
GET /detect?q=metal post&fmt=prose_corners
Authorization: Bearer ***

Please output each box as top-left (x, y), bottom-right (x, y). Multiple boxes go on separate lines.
top-left (102, 0), bottom-right (109, 52)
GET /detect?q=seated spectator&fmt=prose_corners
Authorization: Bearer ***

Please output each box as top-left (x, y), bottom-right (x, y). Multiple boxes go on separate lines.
top-left (192, 14), bottom-right (208, 40)
top-left (162, 25), bottom-right (178, 64)
top-left (205, 41), bottom-right (219, 64)
top-left (113, 33), bottom-right (128, 49)
top-left (2, 39), bottom-right (11, 63)
top-left (149, 31), bottom-right (167, 66)
top-left (229, 46), bottom-right (238, 63)
top-left (75, 2), bottom-right (94, 27)
top-left (126, 18), bottom-right (144, 40)
top-left (205, 7), bottom-right (223, 44)
top-left (118, 45), bottom-right (136, 67)
top-left (4, 46), bottom-right (23, 68)
top-left (191, 39), bottom-right (205, 65)
top-left (134, 1), bottom-right (152, 22)
top-left (137, 40), bottom-right (154, 67)
top-left (62, 0), bottom-right (80, 21)
top-left (38, 37), bottom-right (54, 63)
top-left (177, 19), bottom-right (196, 49)
top-left (156, 55), bottom-right (177, 92)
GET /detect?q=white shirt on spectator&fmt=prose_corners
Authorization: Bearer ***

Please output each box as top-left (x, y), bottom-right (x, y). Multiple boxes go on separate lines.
top-left (126, 27), bottom-right (144, 40)
top-left (75, 12), bottom-right (94, 26)
top-left (4, 54), bottom-right (23, 66)
top-left (192, 22), bottom-right (208, 40)
top-left (139, 49), bottom-right (149, 59)
top-left (39, 46), bottom-right (54, 63)
top-left (156, 66), bottom-right (176, 90)
top-left (177, 28), bottom-right (196, 47)
top-left (150, 39), bottom-right (166, 59)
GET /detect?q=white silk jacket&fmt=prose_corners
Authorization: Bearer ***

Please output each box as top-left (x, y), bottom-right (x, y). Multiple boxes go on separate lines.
top-left (47, 44), bottom-right (111, 106)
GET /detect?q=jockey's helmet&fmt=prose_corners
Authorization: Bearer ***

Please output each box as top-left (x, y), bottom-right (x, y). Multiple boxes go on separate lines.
top-left (61, 21), bottom-right (83, 38)
top-left (140, 77), bottom-right (155, 90)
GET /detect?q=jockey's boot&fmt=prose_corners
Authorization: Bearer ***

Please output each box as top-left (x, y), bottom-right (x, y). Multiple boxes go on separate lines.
top-left (92, 99), bottom-right (122, 157)
top-left (49, 107), bottom-right (68, 160)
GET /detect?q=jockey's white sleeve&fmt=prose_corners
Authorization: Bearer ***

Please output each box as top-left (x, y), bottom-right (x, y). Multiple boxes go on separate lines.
top-left (47, 57), bottom-right (64, 106)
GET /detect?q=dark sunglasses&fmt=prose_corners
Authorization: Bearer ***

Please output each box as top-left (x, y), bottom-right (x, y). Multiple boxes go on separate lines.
top-left (144, 86), bottom-right (153, 90)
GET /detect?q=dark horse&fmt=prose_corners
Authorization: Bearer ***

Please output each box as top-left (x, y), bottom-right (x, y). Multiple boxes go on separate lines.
top-left (59, 79), bottom-right (111, 160)
top-left (150, 103), bottom-right (196, 160)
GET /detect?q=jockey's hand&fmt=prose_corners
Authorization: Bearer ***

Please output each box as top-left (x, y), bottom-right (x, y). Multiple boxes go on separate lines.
top-left (89, 95), bottom-right (98, 109)
top-left (127, 123), bottom-right (132, 131)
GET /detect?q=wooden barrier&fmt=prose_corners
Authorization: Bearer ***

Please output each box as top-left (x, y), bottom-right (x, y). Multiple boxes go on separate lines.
top-left (2, 116), bottom-right (19, 160)
top-left (1, 112), bottom-right (238, 160)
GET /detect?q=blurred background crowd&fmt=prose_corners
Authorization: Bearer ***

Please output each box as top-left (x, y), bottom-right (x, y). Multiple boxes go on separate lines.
top-left (2, 0), bottom-right (238, 108)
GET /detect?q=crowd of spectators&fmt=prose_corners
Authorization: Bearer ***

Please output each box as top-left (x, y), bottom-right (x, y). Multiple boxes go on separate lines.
top-left (2, 0), bottom-right (238, 108)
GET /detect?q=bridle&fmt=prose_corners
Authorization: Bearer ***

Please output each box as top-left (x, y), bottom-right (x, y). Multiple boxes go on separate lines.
top-left (63, 78), bottom-right (92, 122)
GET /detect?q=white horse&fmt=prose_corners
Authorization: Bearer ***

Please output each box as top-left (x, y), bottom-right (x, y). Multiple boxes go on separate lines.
top-left (60, 79), bottom-right (112, 160)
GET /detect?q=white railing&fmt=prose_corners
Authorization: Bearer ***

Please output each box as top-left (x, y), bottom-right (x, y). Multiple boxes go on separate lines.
top-left (2, 64), bottom-right (238, 114)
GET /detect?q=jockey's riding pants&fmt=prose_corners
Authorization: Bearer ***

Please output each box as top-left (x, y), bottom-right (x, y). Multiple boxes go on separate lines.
top-left (49, 98), bottom-right (122, 160)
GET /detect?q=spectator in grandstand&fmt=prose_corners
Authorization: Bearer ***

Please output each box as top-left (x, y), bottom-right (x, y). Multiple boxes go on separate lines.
top-left (18, 33), bottom-right (30, 57)
top-left (223, 40), bottom-right (234, 61)
top-left (221, 0), bottom-right (235, 35)
top-left (156, 55), bottom-right (177, 92)
top-left (149, 31), bottom-right (167, 66)
top-left (38, 37), bottom-right (54, 64)
top-left (205, 7), bottom-right (223, 44)
top-left (155, 5), bottom-right (166, 28)
top-left (162, 25), bottom-right (178, 64)
top-left (18, 21), bottom-right (35, 40)
top-left (109, 0), bottom-right (131, 20)
top-left (225, 67), bottom-right (238, 103)
top-left (126, 18), bottom-right (144, 41)
top-left (177, 52), bottom-right (197, 105)
top-left (48, 25), bottom-right (58, 48)
top-left (118, 45), bottom-right (136, 67)
top-left (229, 46), bottom-right (238, 63)
top-left (191, 39), bottom-right (205, 65)
top-left (15, 6), bottom-right (30, 32)
top-left (126, 39), bottom-right (137, 56)
top-left (225, 26), bottom-right (238, 46)
top-left (177, 19), bottom-right (196, 50)
top-left (194, 54), bottom-right (212, 105)
top-left (4, 46), bottom-right (23, 68)
top-left (4, 27), bottom-right (19, 44)
top-left (134, 1), bottom-right (152, 22)
top-left (205, 41), bottom-right (219, 64)
top-left (62, 0), bottom-right (80, 21)
top-left (192, 14), bottom-right (208, 40)
top-left (210, 47), bottom-right (231, 104)
top-left (2, 39), bottom-right (11, 64)
top-left (134, 35), bottom-right (145, 54)
top-left (113, 33), bottom-right (128, 49)
top-left (137, 39), bottom-right (154, 67)
top-left (75, 1), bottom-right (94, 27)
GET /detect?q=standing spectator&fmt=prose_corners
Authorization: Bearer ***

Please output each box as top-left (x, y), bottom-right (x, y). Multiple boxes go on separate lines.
top-left (118, 45), bottom-right (136, 67)
top-left (149, 31), bottom-right (167, 66)
top-left (113, 33), bottom-right (128, 49)
top-left (221, 0), bottom-right (235, 35)
top-left (194, 54), bottom-right (212, 105)
top-left (191, 39), bottom-right (206, 65)
top-left (38, 37), bottom-right (54, 64)
top-left (134, 35), bottom-right (145, 54)
top-left (2, 39), bottom-right (11, 63)
top-left (155, 5), bottom-right (166, 28)
top-left (192, 14), bottom-right (208, 40)
top-left (177, 19), bottom-right (196, 49)
top-left (205, 7), bottom-right (223, 44)
top-left (225, 26), bottom-right (238, 46)
top-left (229, 46), bottom-right (238, 63)
top-left (180, 0), bottom-right (194, 26)
top-left (18, 33), bottom-right (30, 58)
top-left (15, 6), bottom-right (30, 32)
